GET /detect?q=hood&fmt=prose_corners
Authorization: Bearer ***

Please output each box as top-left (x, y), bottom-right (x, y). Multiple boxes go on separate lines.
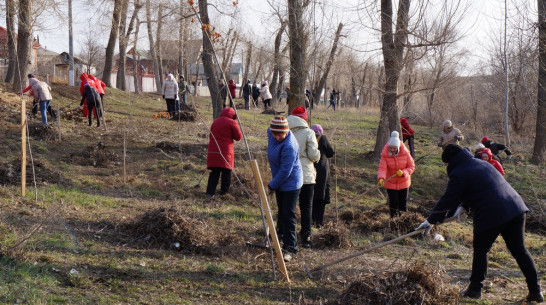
top-left (228, 79), bottom-right (234, 85)
top-left (88, 74), bottom-right (96, 81)
top-left (80, 73), bottom-right (88, 81)
top-left (220, 107), bottom-right (237, 120)
top-left (481, 148), bottom-right (493, 161)
top-left (400, 117), bottom-right (408, 124)
top-left (287, 115), bottom-right (309, 130)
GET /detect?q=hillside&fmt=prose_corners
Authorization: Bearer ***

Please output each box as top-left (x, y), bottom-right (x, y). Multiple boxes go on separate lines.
top-left (0, 84), bottom-right (544, 304)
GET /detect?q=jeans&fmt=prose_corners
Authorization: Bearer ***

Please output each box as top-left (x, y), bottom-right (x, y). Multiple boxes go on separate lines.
top-left (179, 93), bottom-right (186, 105)
top-left (275, 188), bottom-right (300, 254)
top-left (206, 168), bottom-right (232, 196)
top-left (386, 188), bottom-right (408, 217)
top-left (39, 100), bottom-right (51, 125)
top-left (469, 213), bottom-right (540, 294)
top-left (175, 99), bottom-right (180, 112)
top-left (299, 184), bottom-right (314, 240)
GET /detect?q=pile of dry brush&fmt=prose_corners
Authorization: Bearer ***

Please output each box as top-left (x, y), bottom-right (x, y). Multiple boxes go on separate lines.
top-left (333, 262), bottom-right (459, 305)
top-left (127, 206), bottom-right (243, 255)
top-left (355, 206), bottom-right (427, 236)
top-left (312, 222), bottom-right (352, 249)
top-left (69, 142), bottom-right (121, 167)
top-left (0, 159), bottom-right (62, 186)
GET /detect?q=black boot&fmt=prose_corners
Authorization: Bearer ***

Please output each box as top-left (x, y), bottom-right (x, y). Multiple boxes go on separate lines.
top-left (527, 291), bottom-right (544, 303)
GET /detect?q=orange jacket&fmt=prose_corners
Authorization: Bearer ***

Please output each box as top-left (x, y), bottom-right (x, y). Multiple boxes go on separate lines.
top-left (377, 142), bottom-right (415, 190)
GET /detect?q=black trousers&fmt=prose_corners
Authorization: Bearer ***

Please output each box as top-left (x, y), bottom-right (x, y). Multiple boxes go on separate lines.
top-left (386, 188), bottom-right (408, 218)
top-left (166, 98), bottom-right (176, 116)
top-left (87, 101), bottom-right (100, 127)
top-left (312, 199), bottom-right (326, 227)
top-left (299, 184), bottom-right (314, 240)
top-left (469, 213), bottom-right (540, 294)
top-left (404, 135), bottom-right (415, 159)
top-left (206, 167), bottom-right (232, 196)
top-left (276, 188), bottom-right (300, 254)
top-left (263, 99), bottom-right (271, 109)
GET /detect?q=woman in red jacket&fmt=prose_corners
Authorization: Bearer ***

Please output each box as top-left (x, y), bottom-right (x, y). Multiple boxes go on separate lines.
top-left (228, 79), bottom-right (237, 107)
top-left (400, 117), bottom-right (415, 158)
top-left (377, 131), bottom-right (416, 217)
top-left (206, 107), bottom-right (243, 198)
top-left (480, 148), bottom-right (505, 176)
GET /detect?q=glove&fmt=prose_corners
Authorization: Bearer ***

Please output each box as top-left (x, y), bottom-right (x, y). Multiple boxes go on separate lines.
top-left (415, 220), bottom-right (433, 235)
top-left (378, 178), bottom-right (385, 187)
top-left (396, 170), bottom-right (404, 177)
top-left (437, 142), bottom-right (443, 147)
top-left (454, 135), bottom-right (462, 141)
top-left (453, 206), bottom-right (467, 222)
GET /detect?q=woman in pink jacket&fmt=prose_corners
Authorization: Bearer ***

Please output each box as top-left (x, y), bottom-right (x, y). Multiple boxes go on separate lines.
top-left (377, 131), bottom-right (416, 217)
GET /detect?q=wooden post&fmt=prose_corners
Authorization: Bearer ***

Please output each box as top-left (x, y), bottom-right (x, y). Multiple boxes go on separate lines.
top-left (21, 98), bottom-right (26, 196)
top-left (250, 160), bottom-right (290, 283)
top-left (56, 105), bottom-right (61, 141)
top-left (334, 144), bottom-right (338, 224)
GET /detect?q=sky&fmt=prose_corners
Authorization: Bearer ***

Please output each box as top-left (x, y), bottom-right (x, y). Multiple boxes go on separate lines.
top-left (0, 0), bottom-right (537, 73)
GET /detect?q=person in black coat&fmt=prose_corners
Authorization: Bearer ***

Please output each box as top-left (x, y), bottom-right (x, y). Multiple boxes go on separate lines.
top-left (242, 79), bottom-right (252, 110)
top-left (416, 145), bottom-right (542, 302)
top-left (481, 136), bottom-right (512, 166)
top-left (80, 83), bottom-right (101, 127)
top-left (310, 124), bottom-right (335, 227)
top-left (251, 81), bottom-right (260, 108)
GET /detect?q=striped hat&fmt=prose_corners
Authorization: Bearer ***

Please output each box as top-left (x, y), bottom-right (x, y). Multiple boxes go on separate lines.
top-left (270, 116), bottom-right (289, 133)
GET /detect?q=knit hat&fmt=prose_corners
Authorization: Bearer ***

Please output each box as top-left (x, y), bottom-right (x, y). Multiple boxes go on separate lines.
top-left (311, 124), bottom-right (323, 134)
top-left (475, 143), bottom-right (485, 151)
top-left (388, 131), bottom-right (400, 147)
top-left (443, 120), bottom-right (453, 127)
top-left (27, 74), bottom-right (35, 79)
top-left (270, 116), bottom-right (289, 133)
top-left (481, 136), bottom-right (489, 144)
top-left (291, 106), bottom-right (308, 121)
top-left (441, 144), bottom-right (463, 163)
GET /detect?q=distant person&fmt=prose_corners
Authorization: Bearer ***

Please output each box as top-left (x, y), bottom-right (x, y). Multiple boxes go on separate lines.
top-left (242, 79), bottom-right (252, 110)
top-left (438, 120), bottom-right (464, 149)
top-left (260, 81), bottom-right (272, 110)
top-left (228, 79), bottom-right (236, 107)
top-left (178, 75), bottom-right (188, 105)
top-left (327, 89), bottom-right (338, 110)
top-left (377, 131), bottom-right (415, 217)
top-left (474, 143), bottom-right (486, 159)
top-left (162, 73), bottom-right (179, 117)
top-left (287, 106), bottom-right (320, 248)
top-left (251, 81), bottom-right (260, 108)
top-left (481, 136), bottom-right (512, 166)
top-left (19, 74), bottom-right (53, 125)
top-left (206, 107), bottom-right (242, 198)
top-left (79, 82), bottom-right (101, 127)
top-left (311, 124), bottom-right (335, 227)
top-left (20, 74), bottom-right (56, 122)
top-left (400, 117), bottom-right (415, 158)
top-left (267, 116), bottom-right (303, 262)
top-left (480, 148), bottom-right (505, 176)
top-left (218, 79), bottom-right (228, 107)
top-left (416, 145), bottom-right (542, 303)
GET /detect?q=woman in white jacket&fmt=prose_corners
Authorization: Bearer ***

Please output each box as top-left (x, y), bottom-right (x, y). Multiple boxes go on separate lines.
top-left (260, 81), bottom-right (272, 110)
top-left (287, 106), bottom-right (320, 248)
top-left (162, 74), bottom-right (179, 117)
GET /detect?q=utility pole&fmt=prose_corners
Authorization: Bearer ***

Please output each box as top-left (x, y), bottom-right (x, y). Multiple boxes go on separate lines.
top-left (68, 0), bottom-right (75, 86)
top-left (503, 0), bottom-right (510, 146)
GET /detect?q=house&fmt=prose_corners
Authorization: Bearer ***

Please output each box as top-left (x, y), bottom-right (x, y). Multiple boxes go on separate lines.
top-left (189, 62), bottom-right (243, 96)
top-left (40, 52), bottom-right (96, 84)
top-left (0, 26), bottom-right (42, 77)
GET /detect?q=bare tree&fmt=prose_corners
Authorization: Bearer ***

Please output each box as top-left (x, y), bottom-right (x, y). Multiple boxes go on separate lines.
top-left (286, 0), bottom-right (308, 113)
top-left (116, 0), bottom-right (141, 91)
top-left (156, 3), bottom-right (164, 84)
top-left (269, 21), bottom-right (287, 105)
top-left (13, 0), bottom-right (32, 91)
top-left (4, 0), bottom-right (16, 83)
top-left (532, 0), bottom-right (546, 163)
top-left (198, 0), bottom-right (221, 118)
top-left (239, 40), bottom-right (252, 97)
top-left (79, 30), bottom-right (103, 75)
top-left (132, 16), bottom-right (141, 94)
top-left (103, 0), bottom-right (123, 87)
top-left (145, 0), bottom-right (160, 92)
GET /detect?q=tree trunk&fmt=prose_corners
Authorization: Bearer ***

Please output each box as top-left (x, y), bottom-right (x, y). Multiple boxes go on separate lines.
top-left (239, 42), bottom-right (252, 98)
top-left (146, 0), bottom-right (161, 92)
top-left (103, 0), bottom-right (123, 87)
top-left (5, 0), bottom-right (16, 83)
top-left (312, 22), bottom-right (344, 110)
top-left (359, 62), bottom-right (369, 107)
top-left (199, 0), bottom-right (221, 118)
top-left (178, 0), bottom-right (184, 77)
top-left (373, 0), bottom-right (410, 159)
top-left (287, 0), bottom-right (307, 113)
top-left (532, 0), bottom-right (546, 163)
top-left (270, 22), bottom-right (287, 105)
top-left (156, 4), bottom-right (164, 87)
top-left (116, 0), bottom-right (129, 90)
top-left (13, 0), bottom-right (32, 91)
top-left (132, 16), bottom-right (140, 94)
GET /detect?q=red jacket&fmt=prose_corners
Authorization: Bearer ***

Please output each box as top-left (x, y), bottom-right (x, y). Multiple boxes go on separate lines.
top-left (89, 75), bottom-right (105, 95)
top-left (400, 118), bottom-right (415, 139)
top-left (207, 107), bottom-right (242, 169)
top-left (228, 80), bottom-right (237, 99)
top-left (377, 142), bottom-right (415, 190)
top-left (481, 148), bottom-right (505, 176)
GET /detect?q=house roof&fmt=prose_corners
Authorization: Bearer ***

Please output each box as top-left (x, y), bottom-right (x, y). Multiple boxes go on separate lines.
top-left (37, 47), bottom-right (59, 57)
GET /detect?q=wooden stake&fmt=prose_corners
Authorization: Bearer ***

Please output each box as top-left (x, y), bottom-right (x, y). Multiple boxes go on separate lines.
top-left (21, 98), bottom-right (26, 196)
top-left (250, 160), bottom-right (290, 283)
top-left (334, 144), bottom-right (338, 225)
top-left (56, 105), bottom-right (61, 141)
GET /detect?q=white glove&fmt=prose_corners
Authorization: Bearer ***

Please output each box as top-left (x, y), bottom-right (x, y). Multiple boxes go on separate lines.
top-left (415, 220), bottom-right (433, 235)
top-left (454, 206), bottom-right (467, 222)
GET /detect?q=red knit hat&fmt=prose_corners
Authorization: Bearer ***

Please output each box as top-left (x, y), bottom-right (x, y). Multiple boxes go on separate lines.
top-left (291, 106), bottom-right (308, 121)
top-left (481, 136), bottom-right (489, 144)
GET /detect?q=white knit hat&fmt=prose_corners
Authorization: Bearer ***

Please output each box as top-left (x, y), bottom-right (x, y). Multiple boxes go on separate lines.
top-left (443, 120), bottom-right (453, 127)
top-left (388, 131), bottom-right (400, 147)
top-left (475, 143), bottom-right (485, 151)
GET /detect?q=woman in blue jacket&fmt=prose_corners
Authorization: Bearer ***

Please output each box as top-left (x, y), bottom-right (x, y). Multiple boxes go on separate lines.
top-left (417, 145), bottom-right (542, 302)
top-left (267, 116), bottom-right (303, 262)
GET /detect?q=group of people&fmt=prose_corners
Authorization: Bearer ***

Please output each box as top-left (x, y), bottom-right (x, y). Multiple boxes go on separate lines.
top-left (161, 74), bottom-right (189, 118)
top-left (377, 117), bottom-right (541, 302)
top-left (240, 79), bottom-right (272, 111)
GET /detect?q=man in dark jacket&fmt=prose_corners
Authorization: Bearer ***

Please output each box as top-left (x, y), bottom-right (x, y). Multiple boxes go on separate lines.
top-left (416, 145), bottom-right (542, 302)
top-left (242, 79), bottom-right (252, 110)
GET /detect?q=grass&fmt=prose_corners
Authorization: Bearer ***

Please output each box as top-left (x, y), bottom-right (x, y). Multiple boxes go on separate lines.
top-left (0, 86), bottom-right (544, 304)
